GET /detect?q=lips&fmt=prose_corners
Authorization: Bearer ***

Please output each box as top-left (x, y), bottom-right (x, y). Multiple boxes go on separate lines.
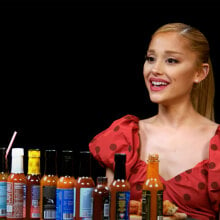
top-left (149, 78), bottom-right (169, 91)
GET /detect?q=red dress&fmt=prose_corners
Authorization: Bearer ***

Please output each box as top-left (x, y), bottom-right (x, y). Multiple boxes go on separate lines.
top-left (89, 114), bottom-right (220, 219)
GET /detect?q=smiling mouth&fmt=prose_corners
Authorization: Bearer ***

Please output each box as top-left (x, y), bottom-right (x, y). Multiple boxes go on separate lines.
top-left (151, 81), bottom-right (168, 86)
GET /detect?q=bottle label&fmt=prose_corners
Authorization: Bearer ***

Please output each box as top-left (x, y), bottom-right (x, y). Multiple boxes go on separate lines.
top-left (30, 185), bottom-right (40, 218)
top-left (79, 187), bottom-right (93, 219)
top-left (142, 190), bottom-right (151, 219)
top-left (56, 188), bottom-right (74, 220)
top-left (6, 182), bottom-right (26, 218)
top-left (157, 190), bottom-right (163, 218)
top-left (115, 191), bottom-right (130, 220)
top-left (103, 196), bottom-right (110, 219)
top-left (42, 186), bottom-right (56, 219)
top-left (0, 182), bottom-right (7, 217)
top-left (142, 190), bottom-right (163, 219)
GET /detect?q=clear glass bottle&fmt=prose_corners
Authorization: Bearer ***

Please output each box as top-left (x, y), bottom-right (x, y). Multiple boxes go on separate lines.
top-left (56, 150), bottom-right (76, 220)
top-left (26, 149), bottom-right (41, 220)
top-left (110, 153), bottom-right (130, 220)
top-left (40, 149), bottom-right (58, 220)
top-left (6, 148), bottom-right (26, 220)
top-left (92, 176), bottom-right (110, 220)
top-left (142, 154), bottom-right (164, 220)
top-left (0, 147), bottom-right (8, 219)
top-left (75, 151), bottom-right (95, 220)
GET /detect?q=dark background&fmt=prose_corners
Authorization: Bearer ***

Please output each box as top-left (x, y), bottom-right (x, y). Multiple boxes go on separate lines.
top-left (1, 1), bottom-right (220, 180)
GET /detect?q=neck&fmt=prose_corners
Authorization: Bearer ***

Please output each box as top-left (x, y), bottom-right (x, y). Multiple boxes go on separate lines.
top-left (156, 102), bottom-right (198, 128)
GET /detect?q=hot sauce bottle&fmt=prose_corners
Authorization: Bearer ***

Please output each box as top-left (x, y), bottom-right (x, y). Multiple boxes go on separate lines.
top-left (26, 149), bottom-right (41, 220)
top-left (56, 150), bottom-right (76, 220)
top-left (75, 151), bottom-right (95, 220)
top-left (92, 176), bottom-right (110, 220)
top-left (110, 153), bottom-right (130, 220)
top-left (142, 154), bottom-right (164, 220)
top-left (0, 147), bottom-right (8, 219)
top-left (7, 148), bottom-right (27, 220)
top-left (40, 149), bottom-right (58, 220)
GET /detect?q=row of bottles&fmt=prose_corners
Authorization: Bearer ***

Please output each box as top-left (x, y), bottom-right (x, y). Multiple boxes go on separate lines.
top-left (0, 147), bottom-right (132, 220)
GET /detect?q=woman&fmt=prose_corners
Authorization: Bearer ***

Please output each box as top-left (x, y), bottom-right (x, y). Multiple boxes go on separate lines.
top-left (89, 23), bottom-right (220, 219)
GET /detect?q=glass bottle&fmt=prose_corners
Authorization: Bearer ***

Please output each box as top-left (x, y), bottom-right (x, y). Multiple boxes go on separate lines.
top-left (56, 150), bottom-right (76, 220)
top-left (142, 154), bottom-right (164, 220)
top-left (6, 148), bottom-right (27, 220)
top-left (0, 147), bottom-right (8, 219)
top-left (92, 176), bottom-right (110, 220)
top-left (75, 151), bottom-right (95, 220)
top-left (26, 149), bottom-right (41, 220)
top-left (110, 153), bottom-right (130, 220)
top-left (40, 149), bottom-right (58, 220)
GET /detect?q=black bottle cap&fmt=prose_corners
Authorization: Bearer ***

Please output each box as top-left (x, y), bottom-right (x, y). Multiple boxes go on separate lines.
top-left (61, 150), bottom-right (74, 176)
top-left (114, 153), bottom-right (126, 180)
top-left (0, 147), bottom-right (7, 172)
top-left (79, 151), bottom-right (91, 177)
top-left (44, 149), bottom-right (57, 175)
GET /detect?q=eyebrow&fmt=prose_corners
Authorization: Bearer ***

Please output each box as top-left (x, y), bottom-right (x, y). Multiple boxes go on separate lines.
top-left (147, 49), bottom-right (184, 55)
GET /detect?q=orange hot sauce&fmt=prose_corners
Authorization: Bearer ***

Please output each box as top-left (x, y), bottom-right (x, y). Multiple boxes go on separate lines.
top-left (56, 150), bottom-right (76, 219)
top-left (110, 153), bottom-right (130, 220)
top-left (7, 148), bottom-right (27, 220)
top-left (40, 150), bottom-right (58, 220)
top-left (75, 151), bottom-right (95, 220)
top-left (142, 154), bottom-right (164, 220)
top-left (26, 149), bottom-right (41, 220)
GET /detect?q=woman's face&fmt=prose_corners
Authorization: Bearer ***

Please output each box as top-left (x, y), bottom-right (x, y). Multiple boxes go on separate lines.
top-left (143, 32), bottom-right (199, 106)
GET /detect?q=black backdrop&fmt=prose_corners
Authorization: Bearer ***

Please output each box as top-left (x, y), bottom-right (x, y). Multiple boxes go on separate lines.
top-left (1, 1), bottom-right (220, 181)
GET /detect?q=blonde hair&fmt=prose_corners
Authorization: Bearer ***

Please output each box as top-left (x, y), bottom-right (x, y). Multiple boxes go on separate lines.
top-left (152, 23), bottom-right (215, 121)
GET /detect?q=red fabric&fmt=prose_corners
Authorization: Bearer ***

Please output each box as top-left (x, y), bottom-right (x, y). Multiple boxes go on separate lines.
top-left (89, 114), bottom-right (220, 219)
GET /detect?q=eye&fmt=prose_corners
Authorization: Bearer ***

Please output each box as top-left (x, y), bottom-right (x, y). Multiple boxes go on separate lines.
top-left (145, 55), bottom-right (155, 63)
top-left (166, 58), bottom-right (179, 64)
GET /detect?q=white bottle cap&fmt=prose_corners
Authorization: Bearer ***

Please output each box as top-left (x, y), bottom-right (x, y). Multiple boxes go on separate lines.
top-left (11, 148), bottom-right (24, 173)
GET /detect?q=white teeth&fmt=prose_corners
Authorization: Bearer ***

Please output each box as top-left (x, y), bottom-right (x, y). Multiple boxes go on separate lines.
top-left (152, 81), bottom-right (168, 86)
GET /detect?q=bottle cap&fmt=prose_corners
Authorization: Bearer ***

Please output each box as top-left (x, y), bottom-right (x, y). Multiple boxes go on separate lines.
top-left (12, 148), bottom-right (24, 157)
top-left (97, 176), bottom-right (108, 184)
top-left (28, 149), bottom-right (40, 158)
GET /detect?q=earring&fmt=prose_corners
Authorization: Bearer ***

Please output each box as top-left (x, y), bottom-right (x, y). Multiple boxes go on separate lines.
top-left (195, 79), bottom-right (199, 83)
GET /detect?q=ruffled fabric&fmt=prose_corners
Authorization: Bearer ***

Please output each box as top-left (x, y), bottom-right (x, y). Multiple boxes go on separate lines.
top-left (89, 114), bottom-right (220, 219)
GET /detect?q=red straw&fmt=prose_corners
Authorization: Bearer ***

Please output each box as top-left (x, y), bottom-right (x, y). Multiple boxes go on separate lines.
top-left (5, 131), bottom-right (18, 160)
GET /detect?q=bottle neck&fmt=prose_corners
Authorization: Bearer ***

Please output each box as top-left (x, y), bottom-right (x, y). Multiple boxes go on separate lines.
top-left (28, 157), bottom-right (40, 175)
top-left (147, 161), bottom-right (159, 178)
top-left (79, 151), bottom-right (91, 177)
top-left (11, 156), bottom-right (24, 174)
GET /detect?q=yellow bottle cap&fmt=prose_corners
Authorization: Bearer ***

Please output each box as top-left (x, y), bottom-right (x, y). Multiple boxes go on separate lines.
top-left (28, 149), bottom-right (40, 158)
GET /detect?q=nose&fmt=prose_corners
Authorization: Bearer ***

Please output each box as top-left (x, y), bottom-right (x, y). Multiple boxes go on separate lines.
top-left (151, 60), bottom-right (163, 75)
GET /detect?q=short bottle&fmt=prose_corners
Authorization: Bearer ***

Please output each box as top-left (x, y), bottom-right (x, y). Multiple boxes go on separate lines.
top-left (40, 149), bottom-right (58, 220)
top-left (0, 147), bottom-right (8, 219)
top-left (92, 176), bottom-right (110, 220)
top-left (110, 153), bottom-right (130, 220)
top-left (56, 150), bottom-right (76, 220)
top-left (26, 149), bottom-right (41, 220)
top-left (142, 154), bottom-right (164, 220)
top-left (75, 151), bottom-right (95, 220)
top-left (6, 148), bottom-right (27, 220)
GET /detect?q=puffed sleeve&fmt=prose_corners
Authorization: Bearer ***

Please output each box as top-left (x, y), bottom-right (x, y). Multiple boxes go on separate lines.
top-left (89, 114), bottom-right (140, 180)
top-left (208, 125), bottom-right (220, 212)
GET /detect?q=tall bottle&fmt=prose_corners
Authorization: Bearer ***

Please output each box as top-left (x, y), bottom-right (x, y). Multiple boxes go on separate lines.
top-left (56, 150), bottom-right (76, 220)
top-left (0, 147), bottom-right (8, 219)
top-left (92, 176), bottom-right (110, 220)
top-left (40, 149), bottom-right (58, 220)
top-left (75, 151), bottom-right (95, 220)
top-left (110, 153), bottom-right (130, 220)
top-left (26, 149), bottom-right (41, 220)
top-left (142, 154), bottom-right (164, 220)
top-left (6, 148), bottom-right (26, 220)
